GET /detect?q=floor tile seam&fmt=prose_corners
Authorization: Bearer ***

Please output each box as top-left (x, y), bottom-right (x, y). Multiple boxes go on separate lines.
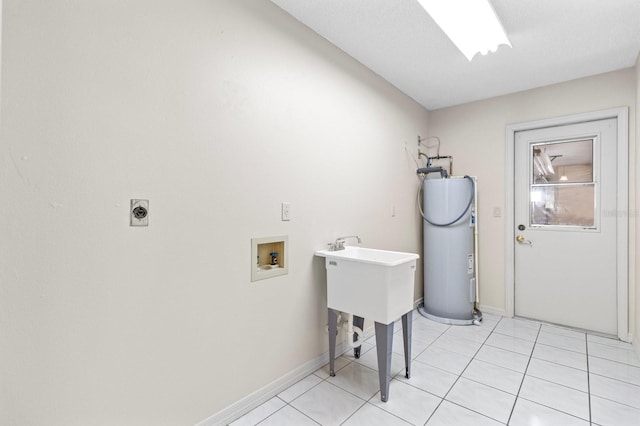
top-left (529, 356), bottom-right (591, 373)
top-left (483, 341), bottom-right (534, 357)
top-left (523, 371), bottom-right (588, 393)
top-left (434, 356), bottom-right (474, 402)
top-left (587, 353), bottom-right (640, 368)
top-left (404, 335), bottom-right (441, 347)
top-left (539, 329), bottom-right (587, 341)
top-left (437, 338), bottom-right (489, 403)
top-left (391, 375), bottom-right (447, 401)
top-left (536, 336), bottom-right (589, 349)
top-left (515, 395), bottom-right (592, 423)
top-left (234, 396), bottom-right (283, 426)
top-left (583, 333), bottom-right (592, 424)
top-left (423, 398), bottom-right (447, 425)
top-left (588, 370), bottom-right (640, 389)
top-left (472, 354), bottom-right (529, 375)
top-left (343, 402), bottom-right (413, 426)
top-left (293, 365), bottom-right (371, 408)
top-left (529, 353), bottom-right (588, 372)
top-left (249, 398), bottom-right (319, 426)
top-left (535, 341), bottom-right (587, 355)
top-left (322, 358), bottom-right (353, 376)
top-left (589, 393), bottom-right (640, 412)
top-left (523, 369), bottom-right (591, 397)
top-left (286, 374), bottom-right (332, 405)
top-left (495, 321), bottom-right (542, 332)
top-left (434, 333), bottom-right (489, 347)
top-left (505, 322), bottom-right (540, 424)
top-left (427, 327), bottom-right (492, 359)
top-left (587, 340), bottom-right (636, 352)
top-left (491, 329), bottom-right (537, 342)
top-left (487, 329), bottom-right (537, 344)
top-left (413, 324), bottom-right (451, 334)
top-left (458, 372), bottom-right (521, 396)
top-left (410, 357), bottom-right (466, 377)
top-left (494, 324), bottom-right (540, 332)
top-left (312, 378), bottom-right (370, 406)
top-left (359, 379), bottom-right (436, 425)
top-left (587, 391), bottom-right (640, 411)
top-left (440, 397), bottom-right (510, 425)
top-left (408, 335), bottom-right (444, 362)
top-left (335, 399), bottom-right (369, 426)
top-left (342, 358), bottom-right (380, 375)
top-left (428, 342), bottom-right (480, 359)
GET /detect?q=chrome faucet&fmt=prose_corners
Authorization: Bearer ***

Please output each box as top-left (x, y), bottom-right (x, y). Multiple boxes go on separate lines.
top-left (328, 235), bottom-right (362, 251)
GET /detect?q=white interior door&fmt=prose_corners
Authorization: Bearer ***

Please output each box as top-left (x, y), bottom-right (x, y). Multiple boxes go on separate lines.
top-left (514, 118), bottom-right (618, 335)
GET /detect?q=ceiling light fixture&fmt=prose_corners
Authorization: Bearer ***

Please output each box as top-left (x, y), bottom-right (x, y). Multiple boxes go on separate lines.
top-left (417, 0), bottom-right (511, 61)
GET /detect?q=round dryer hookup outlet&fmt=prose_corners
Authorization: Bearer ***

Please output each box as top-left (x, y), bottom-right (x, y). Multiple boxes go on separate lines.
top-left (130, 199), bottom-right (149, 226)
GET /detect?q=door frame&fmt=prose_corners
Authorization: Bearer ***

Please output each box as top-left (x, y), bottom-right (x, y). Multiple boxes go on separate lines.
top-left (505, 107), bottom-right (629, 341)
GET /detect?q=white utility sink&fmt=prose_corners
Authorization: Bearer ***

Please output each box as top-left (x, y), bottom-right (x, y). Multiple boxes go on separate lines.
top-left (315, 246), bottom-right (419, 325)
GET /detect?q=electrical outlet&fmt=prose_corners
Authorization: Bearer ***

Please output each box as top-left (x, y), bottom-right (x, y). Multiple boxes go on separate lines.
top-left (131, 199), bottom-right (149, 226)
top-left (281, 202), bottom-right (291, 221)
top-left (493, 206), bottom-right (502, 218)
top-left (391, 204), bottom-right (396, 217)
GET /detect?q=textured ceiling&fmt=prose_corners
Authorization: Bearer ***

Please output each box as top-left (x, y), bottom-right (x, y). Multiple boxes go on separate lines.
top-left (269, 0), bottom-right (640, 110)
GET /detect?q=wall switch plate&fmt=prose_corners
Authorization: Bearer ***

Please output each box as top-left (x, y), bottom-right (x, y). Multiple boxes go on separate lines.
top-left (131, 199), bottom-right (149, 226)
top-left (493, 206), bottom-right (502, 218)
top-left (281, 202), bottom-right (291, 221)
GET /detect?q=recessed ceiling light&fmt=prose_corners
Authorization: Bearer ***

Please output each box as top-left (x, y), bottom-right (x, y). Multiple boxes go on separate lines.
top-left (417, 0), bottom-right (512, 61)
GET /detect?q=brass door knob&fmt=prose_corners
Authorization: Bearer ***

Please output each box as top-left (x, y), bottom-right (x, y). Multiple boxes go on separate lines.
top-left (516, 235), bottom-right (532, 245)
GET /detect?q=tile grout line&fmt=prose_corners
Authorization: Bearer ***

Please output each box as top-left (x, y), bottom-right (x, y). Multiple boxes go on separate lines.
top-left (407, 322), bottom-right (453, 425)
top-left (239, 315), bottom-right (640, 425)
top-left (506, 321), bottom-right (542, 425)
top-left (422, 319), bottom-right (499, 424)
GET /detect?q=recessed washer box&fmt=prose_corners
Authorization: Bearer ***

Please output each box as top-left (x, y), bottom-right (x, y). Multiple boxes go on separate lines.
top-left (251, 236), bottom-right (288, 282)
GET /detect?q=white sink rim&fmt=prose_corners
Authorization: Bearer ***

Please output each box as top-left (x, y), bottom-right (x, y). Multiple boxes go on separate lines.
top-left (315, 246), bottom-right (419, 266)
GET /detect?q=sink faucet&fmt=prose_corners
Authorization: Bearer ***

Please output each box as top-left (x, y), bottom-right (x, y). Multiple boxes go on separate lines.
top-left (329, 235), bottom-right (362, 251)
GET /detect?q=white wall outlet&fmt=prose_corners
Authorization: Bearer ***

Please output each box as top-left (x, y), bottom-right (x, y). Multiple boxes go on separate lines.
top-left (131, 199), bottom-right (149, 226)
top-left (391, 204), bottom-right (396, 217)
top-left (281, 202), bottom-right (291, 221)
top-left (493, 206), bottom-right (502, 218)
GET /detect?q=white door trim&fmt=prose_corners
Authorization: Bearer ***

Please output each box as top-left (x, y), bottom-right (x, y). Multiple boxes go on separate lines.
top-left (505, 107), bottom-right (629, 341)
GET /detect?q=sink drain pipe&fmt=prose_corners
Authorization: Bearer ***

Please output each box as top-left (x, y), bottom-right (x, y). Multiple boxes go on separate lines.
top-left (346, 314), bottom-right (364, 348)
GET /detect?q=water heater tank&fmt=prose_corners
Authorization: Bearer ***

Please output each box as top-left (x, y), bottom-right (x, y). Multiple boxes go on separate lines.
top-left (419, 176), bottom-right (479, 325)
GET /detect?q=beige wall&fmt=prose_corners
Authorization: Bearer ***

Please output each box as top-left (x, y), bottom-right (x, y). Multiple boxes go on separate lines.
top-left (0, 1), bottom-right (428, 424)
top-left (635, 54), bottom-right (640, 355)
top-left (2, 1), bottom-right (639, 424)
top-left (429, 69), bottom-right (637, 329)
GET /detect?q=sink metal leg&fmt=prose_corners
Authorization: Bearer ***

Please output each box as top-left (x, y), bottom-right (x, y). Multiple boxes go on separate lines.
top-left (401, 311), bottom-right (412, 379)
top-left (353, 315), bottom-right (364, 359)
top-left (374, 321), bottom-right (394, 402)
top-left (328, 308), bottom-right (338, 377)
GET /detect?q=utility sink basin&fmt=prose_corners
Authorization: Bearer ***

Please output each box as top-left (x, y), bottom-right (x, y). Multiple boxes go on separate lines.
top-left (315, 246), bottom-right (419, 324)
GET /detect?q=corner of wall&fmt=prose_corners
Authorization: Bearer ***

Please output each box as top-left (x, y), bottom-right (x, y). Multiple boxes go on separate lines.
top-left (634, 51), bottom-right (640, 356)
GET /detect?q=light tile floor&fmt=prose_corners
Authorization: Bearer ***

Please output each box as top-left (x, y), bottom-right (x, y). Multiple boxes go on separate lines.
top-left (229, 312), bottom-right (640, 425)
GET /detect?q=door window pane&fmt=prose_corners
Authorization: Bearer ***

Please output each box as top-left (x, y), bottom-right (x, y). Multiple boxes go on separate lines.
top-left (530, 185), bottom-right (595, 227)
top-left (530, 139), bottom-right (596, 228)
top-left (531, 139), bottom-right (593, 184)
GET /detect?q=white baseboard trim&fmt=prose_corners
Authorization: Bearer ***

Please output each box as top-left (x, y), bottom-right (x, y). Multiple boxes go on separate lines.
top-left (478, 305), bottom-right (506, 317)
top-left (197, 327), bottom-right (375, 426)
